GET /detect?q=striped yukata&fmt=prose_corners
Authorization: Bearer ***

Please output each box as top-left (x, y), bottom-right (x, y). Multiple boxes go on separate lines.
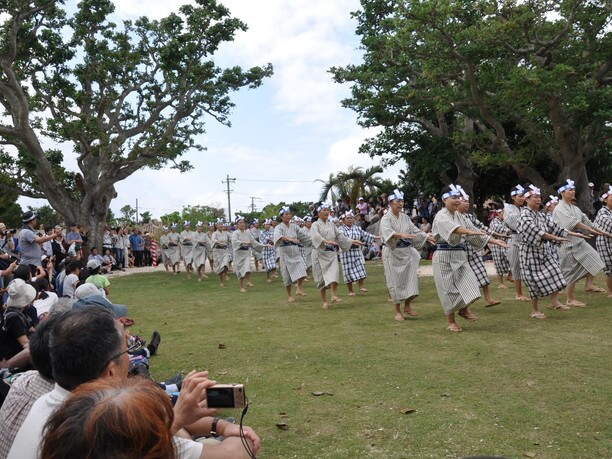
top-left (300, 226), bottom-right (313, 269)
top-left (274, 222), bottom-right (311, 286)
top-left (231, 229), bottom-right (264, 279)
top-left (380, 211), bottom-right (428, 304)
top-left (310, 219), bottom-right (353, 290)
top-left (519, 207), bottom-right (567, 298)
top-left (544, 212), bottom-right (561, 264)
top-left (464, 213), bottom-right (491, 288)
top-left (593, 206), bottom-right (612, 277)
top-left (339, 224), bottom-right (374, 284)
top-left (260, 229), bottom-right (277, 273)
top-left (193, 230), bottom-right (212, 269)
top-left (211, 230), bottom-right (231, 274)
top-left (159, 233), bottom-right (170, 266)
top-left (489, 217), bottom-right (511, 276)
top-left (432, 208), bottom-right (489, 315)
top-left (167, 231), bottom-right (181, 265)
top-left (553, 201), bottom-right (605, 284)
top-left (503, 204), bottom-right (523, 280)
top-left (249, 227), bottom-right (263, 261)
top-left (181, 230), bottom-right (196, 267)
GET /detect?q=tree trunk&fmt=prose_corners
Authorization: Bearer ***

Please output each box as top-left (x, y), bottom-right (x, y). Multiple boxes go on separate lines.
top-left (557, 153), bottom-right (592, 215)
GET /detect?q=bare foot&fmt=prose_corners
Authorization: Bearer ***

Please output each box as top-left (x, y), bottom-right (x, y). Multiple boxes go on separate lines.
top-left (219, 283), bottom-right (225, 288)
top-left (529, 312), bottom-right (546, 319)
top-left (266, 279), bottom-right (272, 283)
top-left (347, 292), bottom-right (356, 297)
top-left (322, 303), bottom-right (329, 310)
top-left (201, 274), bottom-right (208, 279)
top-left (566, 300), bottom-right (587, 307)
top-left (296, 290), bottom-right (307, 296)
top-left (548, 303), bottom-right (570, 310)
top-left (515, 295), bottom-right (530, 302)
top-left (447, 324), bottom-right (462, 332)
top-left (394, 313), bottom-right (405, 321)
top-left (585, 286), bottom-right (605, 293)
top-left (403, 307), bottom-right (418, 317)
top-left (458, 309), bottom-right (478, 321)
top-left (360, 288), bottom-right (368, 293)
top-left (288, 296), bottom-right (296, 303)
top-left (498, 284), bottom-right (507, 289)
top-left (240, 288), bottom-right (247, 293)
top-left (247, 282), bottom-right (255, 287)
top-left (331, 296), bottom-right (343, 303)
top-left (485, 299), bottom-right (501, 307)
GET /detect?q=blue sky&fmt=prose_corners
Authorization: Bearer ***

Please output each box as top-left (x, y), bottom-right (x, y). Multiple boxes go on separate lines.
top-left (19, 0), bottom-right (404, 220)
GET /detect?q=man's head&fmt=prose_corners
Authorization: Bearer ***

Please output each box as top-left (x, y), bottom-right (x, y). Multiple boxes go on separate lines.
top-left (30, 314), bottom-right (64, 381)
top-left (49, 306), bottom-right (128, 390)
top-left (22, 211), bottom-right (37, 228)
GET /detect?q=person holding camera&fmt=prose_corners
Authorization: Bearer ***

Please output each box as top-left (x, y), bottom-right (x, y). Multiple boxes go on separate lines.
top-left (18, 212), bottom-right (60, 271)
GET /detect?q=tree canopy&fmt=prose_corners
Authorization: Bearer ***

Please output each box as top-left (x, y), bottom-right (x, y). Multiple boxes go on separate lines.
top-left (331, 0), bottom-right (611, 208)
top-left (0, 0), bottom-right (273, 246)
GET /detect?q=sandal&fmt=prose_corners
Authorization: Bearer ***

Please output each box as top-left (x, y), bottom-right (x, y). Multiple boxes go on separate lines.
top-left (447, 325), bottom-right (462, 332)
top-left (458, 309), bottom-right (477, 321)
top-left (548, 304), bottom-right (570, 311)
top-left (360, 288), bottom-right (368, 293)
top-left (585, 287), bottom-right (605, 293)
top-left (485, 300), bottom-right (501, 308)
top-left (529, 312), bottom-right (546, 319)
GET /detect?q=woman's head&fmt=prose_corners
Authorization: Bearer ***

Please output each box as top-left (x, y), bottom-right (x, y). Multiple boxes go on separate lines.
top-left (42, 378), bottom-right (176, 459)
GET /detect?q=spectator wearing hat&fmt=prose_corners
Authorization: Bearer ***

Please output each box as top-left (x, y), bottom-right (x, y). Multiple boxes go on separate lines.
top-left (84, 260), bottom-right (110, 296)
top-left (18, 212), bottom-right (60, 270)
top-left (0, 279), bottom-right (36, 363)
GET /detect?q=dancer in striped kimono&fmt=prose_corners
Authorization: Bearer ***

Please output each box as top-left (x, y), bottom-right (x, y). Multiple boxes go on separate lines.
top-left (339, 211), bottom-right (378, 296)
top-left (231, 215), bottom-right (267, 292)
top-left (274, 207), bottom-right (312, 302)
top-left (544, 196), bottom-right (561, 265)
top-left (457, 191), bottom-right (502, 307)
top-left (260, 219), bottom-right (277, 282)
top-left (504, 185), bottom-right (530, 301)
top-left (310, 204), bottom-right (358, 309)
top-left (193, 221), bottom-right (212, 281)
top-left (301, 217), bottom-right (313, 279)
top-left (553, 179), bottom-right (611, 306)
top-left (167, 223), bottom-right (181, 275)
top-left (380, 190), bottom-right (431, 321)
top-left (159, 226), bottom-right (171, 272)
top-left (488, 208), bottom-right (512, 288)
top-left (180, 221), bottom-right (195, 278)
top-left (594, 186), bottom-right (612, 297)
top-left (249, 219), bottom-right (263, 272)
top-left (432, 185), bottom-right (509, 332)
top-left (211, 219), bottom-right (231, 287)
top-left (518, 185), bottom-right (587, 318)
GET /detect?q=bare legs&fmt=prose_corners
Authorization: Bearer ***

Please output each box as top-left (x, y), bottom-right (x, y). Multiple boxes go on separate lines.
top-left (320, 282), bottom-right (341, 309)
top-left (514, 279), bottom-right (529, 301)
top-left (565, 281), bottom-right (586, 307)
top-left (482, 285), bottom-right (501, 306)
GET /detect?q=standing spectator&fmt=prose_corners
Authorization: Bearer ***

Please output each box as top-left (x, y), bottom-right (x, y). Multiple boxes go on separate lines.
top-left (51, 226), bottom-right (66, 271)
top-left (102, 225), bottom-right (112, 254)
top-left (65, 224), bottom-right (83, 259)
top-left (143, 232), bottom-right (153, 266)
top-left (129, 229), bottom-right (143, 267)
top-left (121, 228), bottom-right (130, 268)
top-left (18, 212), bottom-right (60, 271)
top-left (356, 197), bottom-right (368, 217)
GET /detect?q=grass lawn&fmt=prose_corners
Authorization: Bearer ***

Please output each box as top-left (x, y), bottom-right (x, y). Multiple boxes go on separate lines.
top-left (111, 262), bottom-right (611, 459)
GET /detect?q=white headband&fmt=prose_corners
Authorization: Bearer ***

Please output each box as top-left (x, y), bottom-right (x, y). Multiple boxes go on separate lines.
top-left (441, 184), bottom-right (462, 200)
top-left (524, 184), bottom-right (541, 198)
top-left (317, 203), bottom-right (330, 212)
top-left (545, 196), bottom-right (559, 207)
top-left (279, 206), bottom-right (290, 216)
top-left (601, 186), bottom-right (612, 201)
top-left (388, 189), bottom-right (404, 202)
top-left (557, 179), bottom-right (575, 194)
top-left (510, 184), bottom-right (525, 197)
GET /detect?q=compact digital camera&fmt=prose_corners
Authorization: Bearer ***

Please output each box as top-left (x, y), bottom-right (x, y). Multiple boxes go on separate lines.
top-left (206, 384), bottom-right (246, 409)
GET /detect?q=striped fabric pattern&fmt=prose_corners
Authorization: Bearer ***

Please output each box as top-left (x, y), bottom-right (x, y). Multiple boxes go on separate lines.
top-left (553, 201), bottom-right (605, 283)
top-left (503, 204), bottom-right (523, 280)
top-left (180, 230), bottom-right (196, 266)
top-left (489, 217), bottom-right (510, 276)
top-left (339, 224), bottom-right (374, 284)
top-left (166, 231), bottom-right (181, 265)
top-left (192, 231), bottom-right (212, 269)
top-left (594, 206), bottom-right (612, 276)
top-left (260, 229), bottom-right (277, 272)
top-left (310, 219), bottom-right (353, 290)
top-left (274, 223), bottom-right (311, 286)
top-left (519, 207), bottom-right (566, 298)
top-left (211, 230), bottom-right (231, 274)
top-left (231, 230), bottom-right (264, 279)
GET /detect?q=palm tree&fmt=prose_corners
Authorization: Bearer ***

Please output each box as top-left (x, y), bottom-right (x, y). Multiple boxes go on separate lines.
top-left (315, 166), bottom-right (385, 207)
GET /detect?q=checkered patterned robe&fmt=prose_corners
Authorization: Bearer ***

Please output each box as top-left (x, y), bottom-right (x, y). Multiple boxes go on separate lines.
top-left (211, 230), bottom-right (231, 274)
top-left (544, 212), bottom-right (561, 264)
top-left (181, 230), bottom-right (196, 266)
top-left (274, 222), bottom-right (312, 286)
top-left (503, 204), bottom-right (523, 280)
top-left (310, 219), bottom-right (353, 290)
top-left (260, 229), bottom-right (277, 273)
top-left (193, 230), bottom-right (212, 269)
top-left (231, 229), bottom-right (264, 279)
top-left (553, 201), bottom-right (605, 283)
top-left (432, 208), bottom-right (489, 315)
top-left (489, 217), bottom-right (510, 276)
top-left (167, 231), bottom-right (181, 265)
top-left (339, 224), bottom-right (374, 284)
top-left (159, 233), bottom-right (170, 265)
top-left (594, 206), bottom-right (612, 277)
top-left (380, 211), bottom-right (428, 304)
top-left (464, 213), bottom-right (491, 288)
top-left (519, 207), bottom-right (567, 298)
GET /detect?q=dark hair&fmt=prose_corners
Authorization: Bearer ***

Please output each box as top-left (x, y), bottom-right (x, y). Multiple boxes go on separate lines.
top-left (440, 185), bottom-right (453, 198)
top-left (90, 247), bottom-right (98, 253)
top-left (41, 378), bottom-right (176, 459)
top-left (30, 314), bottom-right (62, 381)
top-left (66, 260), bottom-right (83, 275)
top-left (49, 306), bottom-right (122, 391)
top-left (13, 264), bottom-right (32, 281)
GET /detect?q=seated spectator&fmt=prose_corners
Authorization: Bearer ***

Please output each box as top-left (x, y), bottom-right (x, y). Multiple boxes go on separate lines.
top-left (74, 284), bottom-right (123, 315)
top-left (32, 278), bottom-right (58, 322)
top-left (85, 260), bottom-right (110, 296)
top-left (60, 260), bottom-right (83, 299)
top-left (8, 306), bottom-right (260, 459)
top-left (0, 314), bottom-right (57, 456)
top-left (88, 247), bottom-right (109, 273)
top-left (102, 248), bottom-right (122, 271)
top-left (0, 280), bottom-right (36, 366)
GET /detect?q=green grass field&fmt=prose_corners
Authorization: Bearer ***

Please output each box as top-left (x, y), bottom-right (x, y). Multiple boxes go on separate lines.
top-left (111, 262), bottom-right (611, 459)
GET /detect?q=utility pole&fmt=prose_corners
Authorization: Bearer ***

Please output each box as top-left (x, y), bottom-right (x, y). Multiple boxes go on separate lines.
top-left (222, 175), bottom-right (236, 222)
top-left (135, 198), bottom-right (139, 224)
top-left (249, 196), bottom-right (261, 213)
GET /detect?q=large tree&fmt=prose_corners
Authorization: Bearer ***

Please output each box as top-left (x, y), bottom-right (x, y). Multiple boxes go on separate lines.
top-left (0, 0), bottom-right (272, 247)
top-left (331, 0), bottom-right (611, 209)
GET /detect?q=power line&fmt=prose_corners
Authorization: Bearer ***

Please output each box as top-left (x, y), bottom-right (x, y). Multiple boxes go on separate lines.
top-left (235, 178), bottom-right (315, 183)
top-left (221, 174), bottom-right (236, 221)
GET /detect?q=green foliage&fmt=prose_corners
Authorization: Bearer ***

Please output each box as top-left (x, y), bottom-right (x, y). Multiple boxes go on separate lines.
top-left (119, 205), bottom-right (136, 224)
top-left (160, 211), bottom-right (181, 226)
top-left (27, 204), bottom-right (62, 227)
top-left (180, 205), bottom-right (225, 224)
top-left (139, 211), bottom-right (152, 224)
top-left (316, 166), bottom-right (387, 205)
top-left (332, 0), bottom-right (611, 207)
